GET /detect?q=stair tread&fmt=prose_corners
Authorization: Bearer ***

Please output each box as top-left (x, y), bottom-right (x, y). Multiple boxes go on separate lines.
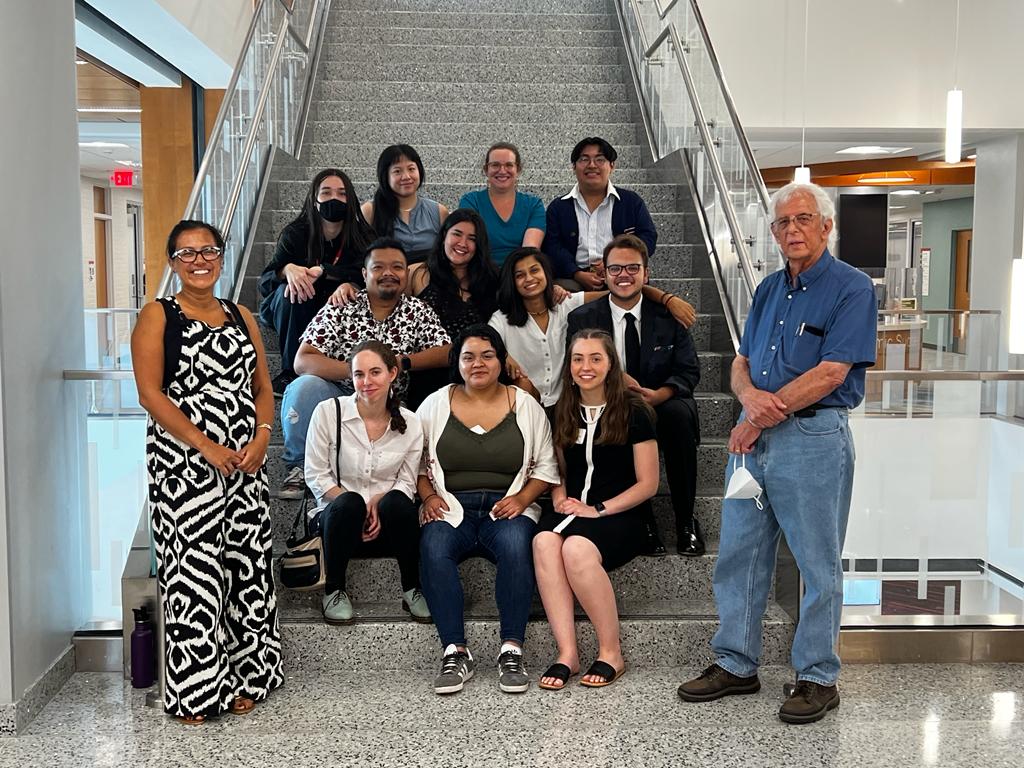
top-left (278, 598), bottom-right (791, 624)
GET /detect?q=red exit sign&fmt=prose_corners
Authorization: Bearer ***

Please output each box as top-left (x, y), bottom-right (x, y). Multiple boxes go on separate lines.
top-left (112, 170), bottom-right (134, 187)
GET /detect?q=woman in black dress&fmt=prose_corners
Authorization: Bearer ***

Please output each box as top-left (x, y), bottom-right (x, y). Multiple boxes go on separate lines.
top-left (533, 329), bottom-right (659, 690)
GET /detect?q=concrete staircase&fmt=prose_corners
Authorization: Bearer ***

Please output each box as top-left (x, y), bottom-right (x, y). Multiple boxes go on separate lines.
top-left (241, 0), bottom-right (793, 670)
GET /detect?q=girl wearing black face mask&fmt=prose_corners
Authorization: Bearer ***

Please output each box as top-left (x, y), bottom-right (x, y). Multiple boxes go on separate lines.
top-left (258, 168), bottom-right (376, 395)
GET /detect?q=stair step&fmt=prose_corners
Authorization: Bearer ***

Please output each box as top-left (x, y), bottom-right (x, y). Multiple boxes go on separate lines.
top-left (335, 0), bottom-right (613, 13)
top-left (310, 100), bottom-right (634, 124)
top-left (275, 553), bottom-right (722, 607)
top-left (316, 80), bottom-right (631, 103)
top-left (273, 164), bottom-right (652, 185)
top-left (323, 42), bottom-right (622, 65)
top-left (269, 180), bottom-right (677, 215)
top-left (320, 62), bottom-right (626, 85)
top-left (327, 11), bottom-right (619, 30)
top-left (325, 27), bottom-right (623, 48)
top-left (278, 601), bottom-right (793, 671)
top-left (298, 143), bottom-right (647, 172)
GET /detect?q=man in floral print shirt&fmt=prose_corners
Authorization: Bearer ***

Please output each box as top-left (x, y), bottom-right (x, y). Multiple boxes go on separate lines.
top-left (276, 237), bottom-right (451, 499)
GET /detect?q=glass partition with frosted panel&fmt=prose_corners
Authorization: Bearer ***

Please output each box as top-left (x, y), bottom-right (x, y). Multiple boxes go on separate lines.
top-left (844, 370), bottom-right (1024, 628)
top-left (865, 310), bottom-right (1002, 415)
top-left (84, 308), bottom-right (139, 369)
top-left (66, 374), bottom-right (147, 623)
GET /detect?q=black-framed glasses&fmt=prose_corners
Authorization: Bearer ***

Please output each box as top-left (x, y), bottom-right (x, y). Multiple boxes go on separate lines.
top-left (770, 213), bottom-right (819, 232)
top-left (605, 263), bottom-right (643, 276)
top-left (171, 246), bottom-right (223, 263)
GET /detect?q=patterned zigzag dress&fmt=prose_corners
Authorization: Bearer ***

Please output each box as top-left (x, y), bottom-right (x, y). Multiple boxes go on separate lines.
top-left (147, 296), bottom-right (284, 717)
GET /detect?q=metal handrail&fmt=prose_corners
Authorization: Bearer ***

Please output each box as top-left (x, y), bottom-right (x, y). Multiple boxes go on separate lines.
top-left (220, 18), bottom-right (290, 238)
top-left (865, 370), bottom-right (1024, 382)
top-left (629, 7), bottom-right (759, 298)
top-left (156, 0), bottom-right (275, 298)
top-left (685, 0), bottom-right (771, 214)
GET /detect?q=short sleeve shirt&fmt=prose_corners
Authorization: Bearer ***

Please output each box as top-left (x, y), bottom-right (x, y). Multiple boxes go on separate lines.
top-left (738, 250), bottom-right (877, 408)
top-left (458, 189), bottom-right (546, 266)
top-left (299, 291), bottom-right (451, 396)
top-left (564, 402), bottom-right (657, 505)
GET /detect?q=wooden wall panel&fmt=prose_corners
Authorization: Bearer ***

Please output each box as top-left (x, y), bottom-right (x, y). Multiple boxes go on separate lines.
top-left (204, 89), bottom-right (225, 143)
top-left (140, 78), bottom-right (195, 300)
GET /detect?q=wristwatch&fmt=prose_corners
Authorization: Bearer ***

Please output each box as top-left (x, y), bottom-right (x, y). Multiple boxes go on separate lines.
top-left (595, 501), bottom-right (607, 517)
top-left (401, 355), bottom-right (413, 372)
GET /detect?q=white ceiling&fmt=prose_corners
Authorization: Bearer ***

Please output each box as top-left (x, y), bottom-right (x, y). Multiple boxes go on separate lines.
top-left (78, 121), bottom-right (142, 185)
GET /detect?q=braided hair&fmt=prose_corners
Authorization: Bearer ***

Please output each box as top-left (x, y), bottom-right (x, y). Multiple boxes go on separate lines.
top-left (348, 340), bottom-right (408, 434)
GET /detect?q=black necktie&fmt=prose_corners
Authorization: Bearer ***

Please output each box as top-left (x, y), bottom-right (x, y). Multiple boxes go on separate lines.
top-left (624, 312), bottom-right (641, 377)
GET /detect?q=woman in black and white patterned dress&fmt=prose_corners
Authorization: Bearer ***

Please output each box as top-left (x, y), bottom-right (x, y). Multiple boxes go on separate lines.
top-left (132, 220), bottom-right (283, 724)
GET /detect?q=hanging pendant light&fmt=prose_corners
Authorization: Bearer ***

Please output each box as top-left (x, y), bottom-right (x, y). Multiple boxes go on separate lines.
top-left (944, 0), bottom-right (963, 163)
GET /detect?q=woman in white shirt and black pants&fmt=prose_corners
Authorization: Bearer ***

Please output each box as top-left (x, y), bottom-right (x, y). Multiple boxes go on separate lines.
top-left (304, 340), bottom-right (430, 625)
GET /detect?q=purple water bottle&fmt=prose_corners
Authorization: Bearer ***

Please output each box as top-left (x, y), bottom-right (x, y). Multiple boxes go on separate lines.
top-left (130, 606), bottom-right (155, 689)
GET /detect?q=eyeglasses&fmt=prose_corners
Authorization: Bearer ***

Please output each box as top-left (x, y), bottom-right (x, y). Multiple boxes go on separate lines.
top-left (486, 161), bottom-right (518, 172)
top-left (605, 263), bottom-right (643, 276)
top-left (575, 155), bottom-right (609, 167)
top-left (171, 246), bottom-right (223, 263)
top-left (770, 213), bottom-right (819, 232)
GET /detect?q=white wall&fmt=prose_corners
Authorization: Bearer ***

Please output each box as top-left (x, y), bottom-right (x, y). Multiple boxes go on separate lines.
top-left (695, 0), bottom-right (1024, 132)
top-left (0, 2), bottom-right (88, 702)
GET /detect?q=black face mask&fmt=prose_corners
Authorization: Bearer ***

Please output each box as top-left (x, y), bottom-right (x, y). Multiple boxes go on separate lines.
top-left (318, 198), bottom-right (347, 223)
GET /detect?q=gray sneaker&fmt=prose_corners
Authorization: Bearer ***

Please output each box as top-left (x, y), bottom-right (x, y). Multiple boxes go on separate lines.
top-left (434, 644), bottom-right (475, 695)
top-left (277, 466), bottom-right (305, 500)
top-left (497, 649), bottom-right (530, 693)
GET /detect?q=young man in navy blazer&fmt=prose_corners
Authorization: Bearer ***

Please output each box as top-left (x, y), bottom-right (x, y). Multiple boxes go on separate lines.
top-left (566, 234), bottom-right (703, 556)
top-left (542, 137), bottom-right (657, 291)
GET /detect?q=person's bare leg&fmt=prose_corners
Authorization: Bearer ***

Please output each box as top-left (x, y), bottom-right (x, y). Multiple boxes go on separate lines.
top-left (561, 536), bottom-right (624, 684)
top-left (533, 532), bottom-right (580, 687)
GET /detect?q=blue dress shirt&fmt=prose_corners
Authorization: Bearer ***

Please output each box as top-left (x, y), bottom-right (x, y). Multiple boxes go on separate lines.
top-left (738, 250), bottom-right (877, 409)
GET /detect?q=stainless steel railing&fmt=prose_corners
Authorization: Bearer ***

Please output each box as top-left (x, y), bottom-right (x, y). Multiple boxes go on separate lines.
top-left (615, 0), bottom-right (779, 349)
top-left (156, 0), bottom-right (331, 302)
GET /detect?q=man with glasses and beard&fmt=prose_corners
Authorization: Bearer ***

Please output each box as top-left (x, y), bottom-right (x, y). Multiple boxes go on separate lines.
top-left (276, 238), bottom-right (451, 499)
top-left (566, 234), bottom-right (701, 557)
top-left (677, 182), bottom-right (876, 725)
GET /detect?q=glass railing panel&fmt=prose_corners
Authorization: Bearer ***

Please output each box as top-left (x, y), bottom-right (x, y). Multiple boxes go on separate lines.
top-left (844, 370), bottom-right (1024, 627)
top-left (84, 308), bottom-right (139, 369)
top-left (66, 375), bottom-right (147, 623)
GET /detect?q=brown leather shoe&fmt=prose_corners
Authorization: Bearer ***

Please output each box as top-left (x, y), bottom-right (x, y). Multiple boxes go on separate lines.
top-left (778, 680), bottom-right (840, 724)
top-left (677, 663), bottom-right (761, 702)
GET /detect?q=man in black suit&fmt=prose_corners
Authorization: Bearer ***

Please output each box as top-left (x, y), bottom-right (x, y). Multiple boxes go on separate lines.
top-left (567, 233), bottom-right (704, 556)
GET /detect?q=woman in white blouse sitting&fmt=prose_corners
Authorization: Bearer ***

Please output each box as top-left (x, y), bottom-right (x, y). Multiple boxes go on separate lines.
top-left (489, 247), bottom-right (696, 414)
top-left (304, 340), bottom-right (430, 625)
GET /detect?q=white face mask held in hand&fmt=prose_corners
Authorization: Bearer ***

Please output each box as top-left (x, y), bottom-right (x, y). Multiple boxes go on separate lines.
top-left (725, 453), bottom-right (764, 510)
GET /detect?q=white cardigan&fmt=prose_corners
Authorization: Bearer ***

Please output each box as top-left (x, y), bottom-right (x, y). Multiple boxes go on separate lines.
top-left (416, 385), bottom-right (561, 526)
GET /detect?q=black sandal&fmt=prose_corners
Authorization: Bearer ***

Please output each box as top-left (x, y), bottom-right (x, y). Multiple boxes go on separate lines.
top-left (538, 663), bottom-right (577, 691)
top-left (579, 659), bottom-right (625, 688)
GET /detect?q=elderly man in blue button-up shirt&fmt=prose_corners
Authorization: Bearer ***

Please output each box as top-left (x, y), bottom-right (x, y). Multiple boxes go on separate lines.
top-left (678, 182), bottom-right (877, 725)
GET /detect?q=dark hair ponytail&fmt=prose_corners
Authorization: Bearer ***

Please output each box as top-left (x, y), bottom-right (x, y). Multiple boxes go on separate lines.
top-left (348, 340), bottom-right (407, 434)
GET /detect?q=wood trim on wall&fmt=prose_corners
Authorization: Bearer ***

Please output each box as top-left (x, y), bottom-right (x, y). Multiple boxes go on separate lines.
top-left (139, 77), bottom-right (196, 301)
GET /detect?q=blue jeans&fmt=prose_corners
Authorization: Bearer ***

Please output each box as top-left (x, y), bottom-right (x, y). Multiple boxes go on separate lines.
top-left (419, 491), bottom-right (537, 648)
top-left (280, 374), bottom-right (353, 468)
top-left (712, 408), bottom-right (854, 686)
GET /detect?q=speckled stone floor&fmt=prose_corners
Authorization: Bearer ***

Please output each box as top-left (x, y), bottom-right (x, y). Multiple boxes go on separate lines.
top-left (0, 664), bottom-right (1021, 767)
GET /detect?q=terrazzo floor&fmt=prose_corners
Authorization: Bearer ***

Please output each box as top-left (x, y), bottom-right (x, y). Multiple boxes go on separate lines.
top-left (1, 664), bottom-right (1021, 767)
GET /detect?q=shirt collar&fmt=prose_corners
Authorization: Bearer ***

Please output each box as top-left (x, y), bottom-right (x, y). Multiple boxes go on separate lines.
top-left (360, 290), bottom-right (405, 317)
top-left (787, 248), bottom-right (834, 289)
top-left (563, 180), bottom-right (620, 205)
top-left (338, 394), bottom-right (363, 423)
top-left (608, 294), bottom-right (642, 324)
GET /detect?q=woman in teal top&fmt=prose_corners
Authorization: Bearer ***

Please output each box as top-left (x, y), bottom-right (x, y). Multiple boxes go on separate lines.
top-left (458, 142), bottom-right (545, 266)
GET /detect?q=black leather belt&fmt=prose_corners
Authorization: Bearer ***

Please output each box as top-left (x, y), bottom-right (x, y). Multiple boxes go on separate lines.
top-left (793, 403), bottom-right (844, 419)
